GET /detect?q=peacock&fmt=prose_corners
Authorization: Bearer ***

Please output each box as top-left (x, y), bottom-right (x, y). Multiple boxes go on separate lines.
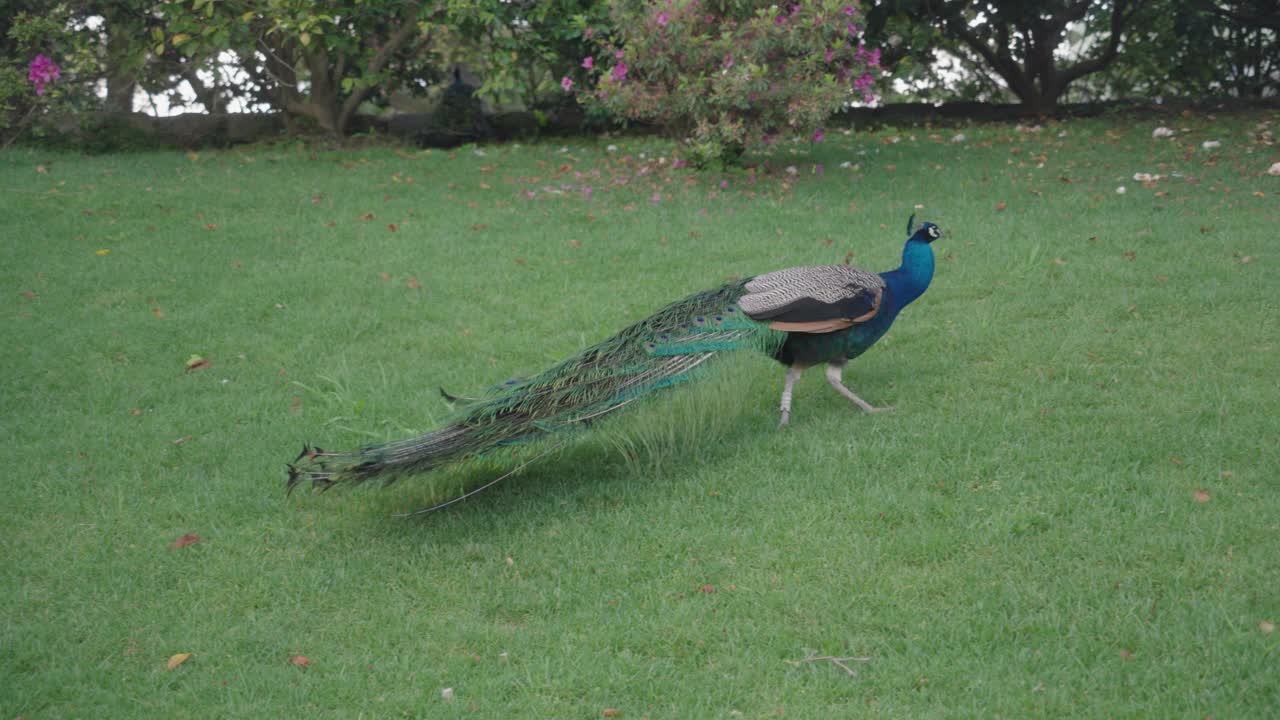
top-left (288, 216), bottom-right (944, 509)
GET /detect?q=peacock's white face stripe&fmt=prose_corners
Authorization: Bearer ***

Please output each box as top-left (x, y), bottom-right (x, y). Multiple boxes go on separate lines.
top-left (926, 225), bottom-right (942, 240)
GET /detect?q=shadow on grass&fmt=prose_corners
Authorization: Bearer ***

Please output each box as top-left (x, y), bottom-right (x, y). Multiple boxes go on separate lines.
top-left (296, 355), bottom-right (905, 542)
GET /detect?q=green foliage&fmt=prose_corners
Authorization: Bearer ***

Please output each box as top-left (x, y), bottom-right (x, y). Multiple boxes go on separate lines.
top-left (0, 4), bottom-right (86, 143)
top-left (441, 0), bottom-right (611, 108)
top-left (583, 0), bottom-right (885, 165)
top-left (1105, 0), bottom-right (1279, 100)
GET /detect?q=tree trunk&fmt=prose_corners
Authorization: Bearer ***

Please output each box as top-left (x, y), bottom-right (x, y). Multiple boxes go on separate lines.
top-left (104, 25), bottom-right (137, 113)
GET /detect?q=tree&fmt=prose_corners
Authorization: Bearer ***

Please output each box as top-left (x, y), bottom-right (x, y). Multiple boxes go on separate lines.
top-left (876, 0), bottom-right (1147, 113)
top-left (1107, 0), bottom-right (1278, 99)
top-left (162, 0), bottom-right (436, 135)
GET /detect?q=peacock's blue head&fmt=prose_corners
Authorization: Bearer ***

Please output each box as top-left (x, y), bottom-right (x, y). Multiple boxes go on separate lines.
top-left (905, 214), bottom-right (943, 243)
top-left (915, 222), bottom-right (943, 243)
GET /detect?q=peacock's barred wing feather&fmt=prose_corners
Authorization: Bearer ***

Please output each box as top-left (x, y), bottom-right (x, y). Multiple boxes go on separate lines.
top-left (287, 279), bottom-right (784, 492)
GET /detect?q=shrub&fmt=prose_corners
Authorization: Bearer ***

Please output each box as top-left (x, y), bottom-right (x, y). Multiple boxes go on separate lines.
top-left (577, 0), bottom-right (884, 165)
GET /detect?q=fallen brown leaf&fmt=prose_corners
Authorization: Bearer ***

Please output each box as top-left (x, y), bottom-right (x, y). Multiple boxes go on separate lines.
top-left (996, 202), bottom-right (1008, 211)
top-left (1261, 620), bottom-right (1275, 634)
top-left (167, 653), bottom-right (192, 670)
top-left (1194, 490), bottom-right (1210, 503)
top-left (289, 655), bottom-right (310, 667)
top-left (173, 533), bottom-right (200, 549)
top-left (602, 710), bottom-right (621, 718)
top-left (407, 276), bottom-right (421, 289)
top-left (387, 223), bottom-right (398, 232)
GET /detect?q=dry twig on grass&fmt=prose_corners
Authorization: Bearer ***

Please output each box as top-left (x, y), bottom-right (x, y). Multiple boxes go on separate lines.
top-left (785, 651), bottom-right (872, 676)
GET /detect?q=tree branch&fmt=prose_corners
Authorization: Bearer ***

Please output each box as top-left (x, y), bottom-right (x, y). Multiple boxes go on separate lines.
top-left (1057, 0), bottom-right (1139, 87)
top-left (337, 5), bottom-right (425, 133)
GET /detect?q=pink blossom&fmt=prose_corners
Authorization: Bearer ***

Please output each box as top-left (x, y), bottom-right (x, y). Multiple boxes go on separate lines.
top-left (615, 50), bottom-right (625, 60)
top-left (789, 4), bottom-right (801, 15)
top-left (28, 54), bottom-right (60, 96)
top-left (582, 56), bottom-right (593, 69)
top-left (774, 14), bottom-right (786, 25)
top-left (718, 179), bottom-right (729, 189)
top-left (561, 76), bottom-right (574, 92)
top-left (723, 54), bottom-right (734, 70)
top-left (610, 63), bottom-right (628, 82)
top-left (583, 187), bottom-right (594, 200)
top-left (672, 158), bottom-right (686, 169)
top-left (657, 11), bottom-right (669, 26)
top-left (856, 44), bottom-right (881, 66)
top-left (824, 48), bottom-right (834, 62)
top-left (847, 22), bottom-right (860, 35)
top-left (812, 129), bottom-right (824, 143)
top-left (843, 5), bottom-right (856, 15)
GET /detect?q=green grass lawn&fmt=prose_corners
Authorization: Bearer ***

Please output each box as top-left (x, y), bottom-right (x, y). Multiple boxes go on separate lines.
top-left (3, 111), bottom-right (1278, 718)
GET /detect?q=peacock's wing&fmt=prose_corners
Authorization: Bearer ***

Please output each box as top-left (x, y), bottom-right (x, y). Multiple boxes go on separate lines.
top-left (738, 265), bottom-right (885, 332)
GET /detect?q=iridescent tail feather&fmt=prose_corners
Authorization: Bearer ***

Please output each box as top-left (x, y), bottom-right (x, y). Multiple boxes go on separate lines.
top-left (287, 281), bottom-right (783, 492)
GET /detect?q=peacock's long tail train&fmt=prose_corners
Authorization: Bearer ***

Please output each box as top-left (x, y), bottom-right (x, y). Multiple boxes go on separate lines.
top-left (287, 279), bottom-right (784, 493)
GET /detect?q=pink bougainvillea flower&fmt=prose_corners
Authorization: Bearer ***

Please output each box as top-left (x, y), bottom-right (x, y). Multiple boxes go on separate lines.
top-left (718, 179), bottom-right (729, 189)
top-left (790, 3), bottom-right (801, 15)
top-left (672, 158), bottom-right (686, 169)
top-left (824, 47), bottom-right (834, 62)
top-left (583, 187), bottom-right (594, 200)
top-left (843, 5), bottom-right (856, 15)
top-left (723, 54), bottom-right (735, 70)
top-left (615, 50), bottom-right (625, 60)
top-left (610, 63), bottom-right (628, 82)
top-left (774, 14), bottom-right (786, 25)
top-left (582, 56), bottom-right (593, 69)
top-left (657, 11), bottom-right (669, 26)
top-left (561, 76), bottom-right (574, 92)
top-left (813, 129), bottom-right (825, 143)
top-left (847, 22), bottom-right (860, 35)
top-left (28, 54), bottom-right (61, 96)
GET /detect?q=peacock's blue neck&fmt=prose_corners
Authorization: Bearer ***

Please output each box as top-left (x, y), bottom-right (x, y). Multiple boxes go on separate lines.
top-left (878, 239), bottom-right (935, 312)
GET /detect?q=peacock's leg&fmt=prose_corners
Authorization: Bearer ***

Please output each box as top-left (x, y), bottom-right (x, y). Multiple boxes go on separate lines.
top-left (778, 365), bottom-right (804, 426)
top-left (825, 361), bottom-right (894, 414)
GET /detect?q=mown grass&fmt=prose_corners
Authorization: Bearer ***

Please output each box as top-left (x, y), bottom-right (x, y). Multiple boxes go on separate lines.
top-left (2, 111), bottom-right (1278, 718)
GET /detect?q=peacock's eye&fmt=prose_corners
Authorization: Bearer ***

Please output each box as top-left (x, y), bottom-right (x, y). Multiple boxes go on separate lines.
top-left (927, 225), bottom-right (941, 239)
